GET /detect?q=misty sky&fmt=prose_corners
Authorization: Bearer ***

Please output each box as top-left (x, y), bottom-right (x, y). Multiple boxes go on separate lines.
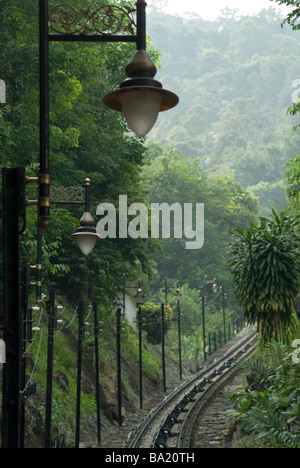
top-left (147, 0), bottom-right (289, 20)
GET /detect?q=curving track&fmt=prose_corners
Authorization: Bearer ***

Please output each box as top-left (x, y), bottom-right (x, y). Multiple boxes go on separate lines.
top-left (123, 326), bottom-right (256, 449)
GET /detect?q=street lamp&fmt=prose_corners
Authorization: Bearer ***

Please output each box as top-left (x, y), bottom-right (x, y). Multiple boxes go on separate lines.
top-left (28, 177), bottom-right (101, 303)
top-left (103, 48), bottom-right (179, 137)
top-left (70, 213), bottom-right (101, 256)
top-left (70, 179), bottom-right (102, 256)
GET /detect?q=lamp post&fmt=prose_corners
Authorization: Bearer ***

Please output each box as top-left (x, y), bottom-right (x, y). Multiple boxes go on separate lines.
top-left (201, 277), bottom-right (217, 362)
top-left (39, 0), bottom-right (179, 230)
top-left (135, 286), bottom-right (145, 409)
top-left (161, 303), bottom-right (166, 392)
top-left (93, 302), bottom-right (102, 446)
top-left (75, 300), bottom-right (85, 448)
top-left (221, 286), bottom-right (227, 343)
top-left (27, 178), bottom-right (100, 305)
top-left (116, 306), bottom-right (123, 427)
top-left (175, 284), bottom-right (183, 380)
top-left (212, 283), bottom-right (226, 343)
top-left (201, 295), bottom-right (206, 362)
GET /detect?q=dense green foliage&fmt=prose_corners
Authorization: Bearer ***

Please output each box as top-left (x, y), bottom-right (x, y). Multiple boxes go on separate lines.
top-left (226, 3), bottom-right (300, 448)
top-left (2, 0), bottom-right (300, 447)
top-left (227, 340), bottom-right (300, 448)
top-left (140, 302), bottom-right (173, 345)
top-left (0, 2), bottom-right (262, 327)
top-left (147, 7), bottom-right (300, 215)
top-left (0, 0), bottom-right (157, 310)
top-left (143, 144), bottom-right (258, 303)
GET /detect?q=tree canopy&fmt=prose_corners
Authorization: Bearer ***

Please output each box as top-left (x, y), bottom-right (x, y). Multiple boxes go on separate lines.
top-left (147, 7), bottom-right (300, 215)
top-left (1, 0), bottom-right (299, 340)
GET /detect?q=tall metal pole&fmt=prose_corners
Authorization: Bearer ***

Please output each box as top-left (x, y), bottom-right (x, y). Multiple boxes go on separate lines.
top-left (2, 167), bottom-right (26, 448)
top-left (164, 277), bottom-right (168, 307)
top-left (93, 302), bottom-right (101, 446)
top-left (138, 306), bottom-right (143, 409)
top-left (75, 300), bottom-right (85, 448)
top-left (177, 300), bottom-right (182, 380)
top-left (84, 178), bottom-right (91, 212)
top-left (222, 287), bottom-right (226, 342)
top-left (20, 264), bottom-right (31, 448)
top-left (44, 288), bottom-right (55, 448)
top-left (161, 303), bottom-right (166, 392)
top-left (201, 296), bottom-right (207, 362)
top-left (36, 225), bottom-right (43, 303)
top-left (39, 0), bottom-right (51, 231)
top-left (122, 274), bottom-right (126, 316)
top-left (116, 307), bottom-right (123, 426)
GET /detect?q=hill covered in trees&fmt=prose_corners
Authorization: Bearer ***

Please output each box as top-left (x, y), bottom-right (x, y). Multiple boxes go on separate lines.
top-left (1, 1), bottom-right (300, 447)
top-left (147, 6), bottom-right (300, 216)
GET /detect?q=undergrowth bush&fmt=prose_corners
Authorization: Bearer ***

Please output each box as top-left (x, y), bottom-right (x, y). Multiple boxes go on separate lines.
top-left (227, 339), bottom-right (300, 448)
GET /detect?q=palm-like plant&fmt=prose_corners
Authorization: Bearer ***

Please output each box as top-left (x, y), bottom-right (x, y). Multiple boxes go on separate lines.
top-left (227, 340), bottom-right (300, 448)
top-left (229, 210), bottom-right (300, 343)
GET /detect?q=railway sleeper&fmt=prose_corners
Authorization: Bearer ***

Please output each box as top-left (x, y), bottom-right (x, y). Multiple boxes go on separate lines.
top-left (181, 394), bottom-right (196, 405)
top-left (219, 362), bottom-right (231, 371)
top-left (153, 428), bottom-right (175, 449)
top-left (165, 414), bottom-right (179, 425)
top-left (175, 404), bottom-right (188, 413)
top-left (207, 369), bottom-right (222, 380)
top-left (227, 357), bottom-right (237, 366)
top-left (201, 378), bottom-right (212, 386)
top-left (188, 386), bottom-right (203, 398)
top-left (158, 428), bottom-right (175, 439)
top-left (193, 384), bottom-right (205, 393)
top-left (153, 440), bottom-right (167, 449)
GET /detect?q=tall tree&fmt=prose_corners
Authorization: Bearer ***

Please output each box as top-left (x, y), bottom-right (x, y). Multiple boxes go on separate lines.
top-left (229, 209), bottom-right (300, 343)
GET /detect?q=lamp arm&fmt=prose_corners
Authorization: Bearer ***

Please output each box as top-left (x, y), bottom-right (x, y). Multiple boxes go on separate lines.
top-left (84, 178), bottom-right (91, 213)
top-left (136, 0), bottom-right (146, 50)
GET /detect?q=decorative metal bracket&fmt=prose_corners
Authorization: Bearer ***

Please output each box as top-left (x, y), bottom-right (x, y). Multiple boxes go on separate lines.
top-left (49, 4), bottom-right (136, 36)
top-left (50, 185), bottom-right (85, 204)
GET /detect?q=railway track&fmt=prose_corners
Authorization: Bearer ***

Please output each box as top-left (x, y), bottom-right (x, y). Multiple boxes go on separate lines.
top-left (123, 326), bottom-right (256, 448)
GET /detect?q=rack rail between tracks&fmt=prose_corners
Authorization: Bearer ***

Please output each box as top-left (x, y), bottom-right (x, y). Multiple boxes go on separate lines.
top-left (123, 326), bottom-right (256, 448)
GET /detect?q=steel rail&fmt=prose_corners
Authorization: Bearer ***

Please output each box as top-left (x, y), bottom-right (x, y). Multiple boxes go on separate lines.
top-left (176, 338), bottom-right (256, 448)
top-left (124, 327), bottom-right (256, 448)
